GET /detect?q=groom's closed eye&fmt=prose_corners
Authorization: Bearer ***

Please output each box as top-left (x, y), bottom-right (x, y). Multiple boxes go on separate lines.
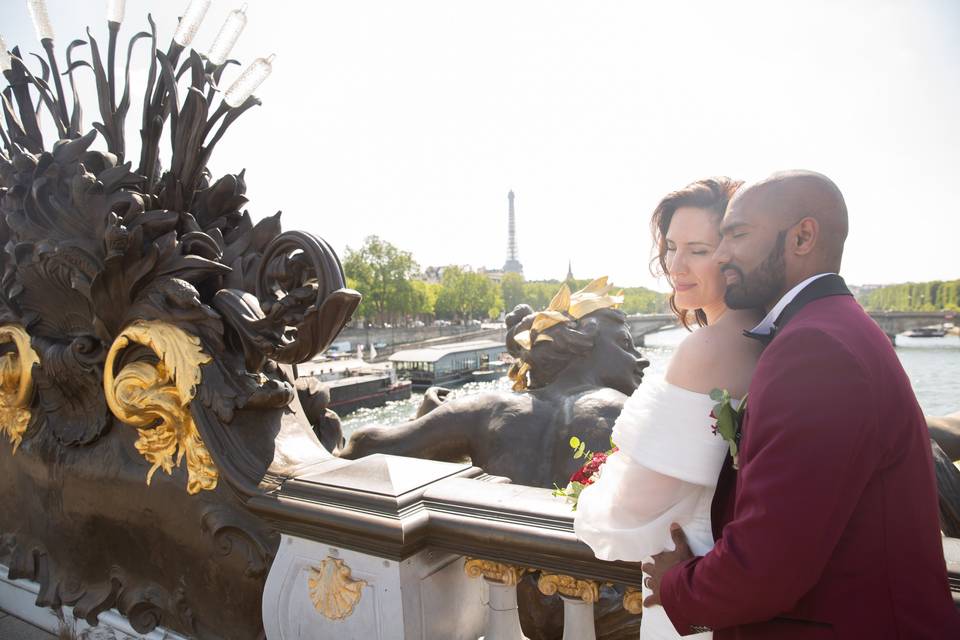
top-left (720, 226), bottom-right (748, 240)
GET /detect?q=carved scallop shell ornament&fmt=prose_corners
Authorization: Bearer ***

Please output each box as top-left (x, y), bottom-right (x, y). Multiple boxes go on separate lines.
top-left (307, 557), bottom-right (368, 620)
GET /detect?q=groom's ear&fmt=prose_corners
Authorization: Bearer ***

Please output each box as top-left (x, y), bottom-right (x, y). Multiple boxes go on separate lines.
top-left (792, 217), bottom-right (819, 257)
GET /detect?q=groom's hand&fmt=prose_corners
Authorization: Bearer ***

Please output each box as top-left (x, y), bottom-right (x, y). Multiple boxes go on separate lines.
top-left (641, 524), bottom-right (693, 608)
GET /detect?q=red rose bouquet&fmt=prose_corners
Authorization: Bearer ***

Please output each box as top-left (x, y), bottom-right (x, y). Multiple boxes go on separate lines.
top-left (552, 436), bottom-right (618, 510)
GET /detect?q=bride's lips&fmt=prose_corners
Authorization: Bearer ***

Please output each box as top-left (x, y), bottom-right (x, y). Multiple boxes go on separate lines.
top-left (674, 283), bottom-right (696, 292)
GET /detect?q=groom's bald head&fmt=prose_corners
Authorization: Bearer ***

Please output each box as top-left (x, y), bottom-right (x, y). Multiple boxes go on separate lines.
top-left (715, 170), bottom-right (849, 310)
top-left (728, 170), bottom-right (848, 273)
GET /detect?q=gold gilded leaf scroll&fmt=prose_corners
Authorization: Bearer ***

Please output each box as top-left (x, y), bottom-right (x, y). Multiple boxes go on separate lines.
top-left (104, 320), bottom-right (216, 494)
top-left (0, 325), bottom-right (39, 453)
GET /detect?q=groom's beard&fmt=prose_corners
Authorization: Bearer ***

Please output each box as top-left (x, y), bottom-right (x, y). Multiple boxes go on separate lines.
top-left (722, 231), bottom-right (787, 310)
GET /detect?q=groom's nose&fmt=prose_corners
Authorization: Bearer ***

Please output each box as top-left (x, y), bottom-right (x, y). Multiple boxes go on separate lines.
top-left (714, 236), bottom-right (732, 265)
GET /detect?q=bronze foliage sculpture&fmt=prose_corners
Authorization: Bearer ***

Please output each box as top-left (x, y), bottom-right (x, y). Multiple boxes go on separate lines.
top-left (0, 9), bottom-right (358, 639)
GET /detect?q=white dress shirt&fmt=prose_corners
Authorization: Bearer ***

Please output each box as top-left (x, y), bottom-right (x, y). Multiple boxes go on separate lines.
top-left (749, 272), bottom-right (836, 336)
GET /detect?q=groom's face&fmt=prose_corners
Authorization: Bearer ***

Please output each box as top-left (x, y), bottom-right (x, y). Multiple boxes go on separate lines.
top-left (714, 195), bottom-right (788, 311)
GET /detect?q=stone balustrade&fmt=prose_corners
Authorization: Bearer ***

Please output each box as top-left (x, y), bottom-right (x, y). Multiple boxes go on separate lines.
top-left (252, 452), bottom-right (960, 640)
top-left (250, 453), bottom-right (650, 639)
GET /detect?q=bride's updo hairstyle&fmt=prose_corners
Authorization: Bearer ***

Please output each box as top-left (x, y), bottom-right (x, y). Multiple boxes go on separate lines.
top-left (649, 177), bottom-right (743, 329)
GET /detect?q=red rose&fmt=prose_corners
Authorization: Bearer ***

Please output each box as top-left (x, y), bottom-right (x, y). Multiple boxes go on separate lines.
top-left (584, 452), bottom-right (607, 474)
top-left (569, 449), bottom-right (615, 485)
top-left (570, 467), bottom-right (591, 484)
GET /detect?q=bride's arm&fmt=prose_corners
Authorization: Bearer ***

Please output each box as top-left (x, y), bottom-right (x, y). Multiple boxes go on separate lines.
top-left (574, 450), bottom-right (706, 561)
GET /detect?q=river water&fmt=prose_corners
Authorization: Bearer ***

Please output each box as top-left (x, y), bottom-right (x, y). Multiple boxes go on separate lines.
top-left (340, 327), bottom-right (960, 438)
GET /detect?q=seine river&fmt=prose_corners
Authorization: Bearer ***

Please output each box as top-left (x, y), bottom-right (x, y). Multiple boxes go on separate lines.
top-left (340, 328), bottom-right (959, 438)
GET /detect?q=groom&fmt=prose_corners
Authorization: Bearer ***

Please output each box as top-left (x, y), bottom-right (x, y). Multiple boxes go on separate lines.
top-left (642, 171), bottom-right (960, 638)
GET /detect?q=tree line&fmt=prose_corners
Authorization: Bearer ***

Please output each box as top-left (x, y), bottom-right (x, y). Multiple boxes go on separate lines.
top-left (857, 280), bottom-right (960, 312)
top-left (343, 236), bottom-right (666, 326)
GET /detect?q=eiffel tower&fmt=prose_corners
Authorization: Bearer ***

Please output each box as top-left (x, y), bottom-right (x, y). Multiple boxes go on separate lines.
top-left (503, 190), bottom-right (523, 274)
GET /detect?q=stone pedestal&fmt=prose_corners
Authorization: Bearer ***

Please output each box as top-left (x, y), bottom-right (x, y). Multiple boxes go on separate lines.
top-left (256, 454), bottom-right (487, 639)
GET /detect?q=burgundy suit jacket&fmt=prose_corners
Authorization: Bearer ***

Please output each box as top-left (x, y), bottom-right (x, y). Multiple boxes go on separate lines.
top-left (661, 278), bottom-right (960, 638)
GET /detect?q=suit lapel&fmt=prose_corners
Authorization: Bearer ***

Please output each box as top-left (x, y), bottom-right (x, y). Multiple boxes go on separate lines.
top-left (768, 274), bottom-right (852, 341)
top-left (710, 275), bottom-right (853, 534)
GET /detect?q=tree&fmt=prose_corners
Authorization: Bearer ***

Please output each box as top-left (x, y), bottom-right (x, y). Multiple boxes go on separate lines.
top-left (343, 236), bottom-right (419, 325)
top-left (408, 280), bottom-right (440, 320)
top-left (522, 280), bottom-right (563, 310)
top-left (620, 287), bottom-right (666, 314)
top-left (858, 279), bottom-right (960, 312)
top-left (515, 279), bottom-right (666, 315)
top-left (501, 272), bottom-right (526, 313)
top-left (435, 267), bottom-right (501, 321)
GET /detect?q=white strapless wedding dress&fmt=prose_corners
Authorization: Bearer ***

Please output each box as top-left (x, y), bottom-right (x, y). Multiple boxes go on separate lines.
top-left (574, 379), bottom-right (730, 640)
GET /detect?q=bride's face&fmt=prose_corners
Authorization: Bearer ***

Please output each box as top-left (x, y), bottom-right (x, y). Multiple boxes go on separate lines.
top-left (664, 206), bottom-right (726, 312)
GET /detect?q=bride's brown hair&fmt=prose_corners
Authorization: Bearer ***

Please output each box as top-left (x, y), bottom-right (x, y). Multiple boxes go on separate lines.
top-left (650, 177), bottom-right (743, 330)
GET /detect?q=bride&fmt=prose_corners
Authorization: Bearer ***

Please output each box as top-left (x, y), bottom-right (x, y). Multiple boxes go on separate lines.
top-left (574, 177), bottom-right (763, 639)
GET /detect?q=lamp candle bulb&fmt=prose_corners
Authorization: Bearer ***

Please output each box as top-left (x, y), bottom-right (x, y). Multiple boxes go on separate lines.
top-left (106, 0), bottom-right (126, 24)
top-left (26, 0), bottom-right (55, 42)
top-left (0, 36), bottom-right (11, 73)
top-left (207, 4), bottom-right (248, 66)
top-left (223, 53), bottom-right (274, 108)
top-left (173, 0), bottom-right (212, 47)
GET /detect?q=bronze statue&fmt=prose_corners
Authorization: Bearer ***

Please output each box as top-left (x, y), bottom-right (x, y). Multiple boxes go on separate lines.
top-left (341, 278), bottom-right (650, 489)
top-left (929, 411), bottom-right (960, 461)
top-left (341, 279), bottom-right (649, 640)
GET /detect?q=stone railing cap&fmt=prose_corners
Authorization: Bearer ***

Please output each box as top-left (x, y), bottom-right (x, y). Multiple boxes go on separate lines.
top-left (295, 453), bottom-right (473, 498)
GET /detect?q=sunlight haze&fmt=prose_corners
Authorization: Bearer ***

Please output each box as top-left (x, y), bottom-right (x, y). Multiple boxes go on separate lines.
top-left (2, 0), bottom-right (957, 292)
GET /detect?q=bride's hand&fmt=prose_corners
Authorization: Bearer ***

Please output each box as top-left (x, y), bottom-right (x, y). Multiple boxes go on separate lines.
top-left (641, 524), bottom-right (693, 608)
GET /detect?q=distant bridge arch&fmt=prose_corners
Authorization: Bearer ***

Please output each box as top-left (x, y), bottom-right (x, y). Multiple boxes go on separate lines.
top-left (626, 314), bottom-right (679, 346)
top-left (867, 311), bottom-right (956, 341)
top-left (627, 311), bottom-right (956, 346)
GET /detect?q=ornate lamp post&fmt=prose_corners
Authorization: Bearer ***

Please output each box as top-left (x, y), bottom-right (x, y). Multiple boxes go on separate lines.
top-left (0, 3), bottom-right (361, 638)
top-left (26, 0), bottom-right (69, 125)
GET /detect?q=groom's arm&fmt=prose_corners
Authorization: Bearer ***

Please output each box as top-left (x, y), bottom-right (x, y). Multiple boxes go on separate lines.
top-left (659, 327), bottom-right (879, 632)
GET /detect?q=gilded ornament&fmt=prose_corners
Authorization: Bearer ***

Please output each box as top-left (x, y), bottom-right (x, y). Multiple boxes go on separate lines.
top-left (463, 558), bottom-right (528, 586)
top-left (0, 325), bottom-right (39, 453)
top-left (622, 586), bottom-right (644, 615)
top-left (536, 572), bottom-right (600, 603)
top-left (307, 557), bottom-right (367, 620)
top-left (509, 277), bottom-right (623, 390)
top-left (103, 320), bottom-right (216, 495)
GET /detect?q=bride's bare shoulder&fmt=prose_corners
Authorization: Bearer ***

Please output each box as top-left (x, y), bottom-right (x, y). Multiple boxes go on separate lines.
top-left (665, 312), bottom-right (763, 397)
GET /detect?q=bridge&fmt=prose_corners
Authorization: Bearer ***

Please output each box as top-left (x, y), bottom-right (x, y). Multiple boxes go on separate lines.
top-left (626, 313), bottom-right (679, 345)
top-left (627, 311), bottom-right (957, 345)
top-left (346, 310), bottom-right (953, 359)
top-left (867, 311), bottom-right (956, 340)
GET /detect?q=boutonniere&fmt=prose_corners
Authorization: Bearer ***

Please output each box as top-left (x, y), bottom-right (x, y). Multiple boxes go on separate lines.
top-left (709, 389), bottom-right (747, 470)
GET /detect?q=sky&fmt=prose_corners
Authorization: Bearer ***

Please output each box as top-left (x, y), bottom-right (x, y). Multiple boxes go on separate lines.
top-left (2, 0), bottom-right (958, 292)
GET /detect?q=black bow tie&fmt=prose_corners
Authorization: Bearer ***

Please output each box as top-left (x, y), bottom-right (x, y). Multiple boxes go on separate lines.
top-left (743, 326), bottom-right (776, 346)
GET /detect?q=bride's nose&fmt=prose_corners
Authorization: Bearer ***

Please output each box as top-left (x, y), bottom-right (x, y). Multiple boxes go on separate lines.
top-left (668, 251), bottom-right (688, 277)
